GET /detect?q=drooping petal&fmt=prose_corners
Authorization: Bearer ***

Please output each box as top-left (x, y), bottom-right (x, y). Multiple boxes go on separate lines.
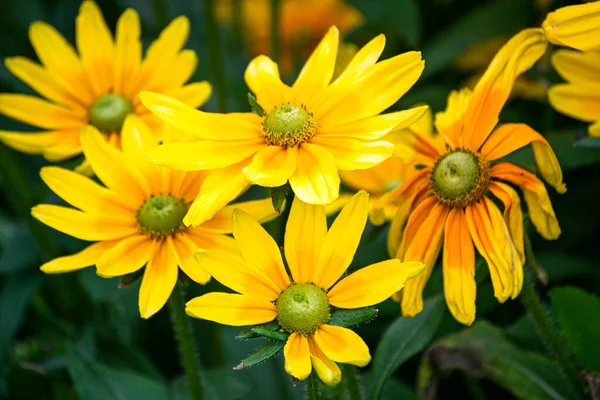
top-left (40, 240), bottom-right (118, 274)
top-left (327, 260), bottom-right (424, 309)
top-left (31, 204), bottom-right (137, 241)
top-left (283, 333), bottom-right (312, 380)
top-left (242, 145), bottom-right (298, 187)
top-left (0, 94), bottom-right (84, 129)
top-left (170, 235), bottom-right (211, 284)
top-left (551, 49), bottom-right (600, 85)
top-left (309, 136), bottom-right (393, 171)
top-left (443, 208), bottom-right (476, 326)
top-left (244, 55), bottom-right (292, 112)
top-left (434, 88), bottom-right (472, 147)
top-left (313, 325), bottom-right (371, 367)
top-left (194, 250), bottom-right (282, 301)
top-left (463, 28), bottom-right (548, 151)
top-left (96, 235), bottom-right (154, 277)
top-left (542, 1), bottom-right (600, 51)
top-left (284, 196), bottom-right (327, 284)
top-left (312, 191), bottom-right (369, 290)
top-left (113, 8), bottom-right (141, 96)
top-left (488, 181), bottom-right (525, 263)
top-left (491, 163), bottom-right (561, 240)
top-left (200, 198), bottom-right (277, 233)
top-left (548, 83), bottom-right (600, 123)
top-left (186, 293), bottom-right (277, 326)
top-left (307, 336), bottom-right (342, 385)
top-left (139, 242), bottom-right (178, 318)
top-left (481, 123), bottom-right (566, 193)
top-left (232, 209), bottom-right (290, 291)
top-left (289, 143), bottom-right (340, 205)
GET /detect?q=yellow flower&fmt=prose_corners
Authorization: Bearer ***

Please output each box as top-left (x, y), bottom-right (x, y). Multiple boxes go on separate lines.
top-left (32, 115), bottom-right (276, 319)
top-left (216, 0), bottom-right (363, 75)
top-left (186, 192), bottom-right (424, 384)
top-left (0, 0), bottom-right (210, 164)
top-left (542, 1), bottom-right (600, 52)
top-left (140, 27), bottom-right (427, 226)
top-left (378, 29), bottom-right (566, 326)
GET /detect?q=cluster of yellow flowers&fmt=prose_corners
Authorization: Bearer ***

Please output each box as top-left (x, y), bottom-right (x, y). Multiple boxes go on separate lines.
top-left (0, 0), bottom-right (598, 386)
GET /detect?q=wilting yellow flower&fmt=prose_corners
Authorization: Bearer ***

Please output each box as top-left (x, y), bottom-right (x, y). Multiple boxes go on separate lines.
top-left (542, 1), bottom-right (600, 51)
top-left (216, 0), bottom-right (363, 75)
top-left (548, 50), bottom-right (600, 137)
top-left (186, 192), bottom-right (424, 384)
top-left (376, 29), bottom-right (566, 326)
top-left (141, 27), bottom-right (426, 226)
top-left (0, 1), bottom-right (209, 163)
top-left (32, 116), bottom-right (276, 318)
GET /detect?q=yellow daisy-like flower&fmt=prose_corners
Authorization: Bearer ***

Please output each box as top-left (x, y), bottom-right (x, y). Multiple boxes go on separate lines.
top-left (186, 192), bottom-right (424, 384)
top-left (376, 29), bottom-right (566, 326)
top-left (140, 26), bottom-right (427, 226)
top-left (0, 0), bottom-right (210, 163)
top-left (32, 115), bottom-right (276, 319)
top-left (542, 0), bottom-right (600, 52)
top-left (216, 0), bottom-right (363, 75)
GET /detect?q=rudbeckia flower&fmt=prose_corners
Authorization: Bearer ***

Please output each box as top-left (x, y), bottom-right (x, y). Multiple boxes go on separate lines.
top-left (186, 192), bottom-right (424, 384)
top-left (375, 28), bottom-right (566, 326)
top-left (32, 116), bottom-right (276, 318)
top-left (542, 1), bottom-right (600, 52)
top-left (140, 26), bottom-right (427, 226)
top-left (0, 0), bottom-right (209, 165)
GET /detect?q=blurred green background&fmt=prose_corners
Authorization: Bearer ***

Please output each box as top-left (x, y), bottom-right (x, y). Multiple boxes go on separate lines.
top-left (1, 0), bottom-right (599, 399)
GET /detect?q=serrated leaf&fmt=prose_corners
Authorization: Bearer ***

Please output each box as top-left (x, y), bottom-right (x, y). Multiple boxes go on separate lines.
top-left (549, 287), bottom-right (600, 372)
top-left (234, 341), bottom-right (285, 370)
top-left (250, 327), bottom-right (289, 342)
top-left (236, 321), bottom-right (281, 340)
top-left (328, 307), bottom-right (378, 328)
top-left (368, 295), bottom-right (444, 400)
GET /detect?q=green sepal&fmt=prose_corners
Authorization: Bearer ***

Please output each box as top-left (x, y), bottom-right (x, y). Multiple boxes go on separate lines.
top-left (118, 269), bottom-right (144, 288)
top-left (328, 307), bottom-right (378, 327)
top-left (248, 93), bottom-right (265, 117)
top-left (233, 340), bottom-right (285, 370)
top-left (236, 321), bottom-right (281, 340)
top-left (251, 327), bottom-right (289, 342)
top-left (269, 184), bottom-right (289, 214)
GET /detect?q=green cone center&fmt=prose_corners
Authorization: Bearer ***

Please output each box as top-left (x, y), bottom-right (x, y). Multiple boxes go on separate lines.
top-left (432, 151), bottom-right (480, 199)
top-left (89, 94), bottom-right (133, 133)
top-left (262, 104), bottom-right (317, 147)
top-left (137, 195), bottom-right (188, 238)
top-left (276, 283), bottom-right (330, 335)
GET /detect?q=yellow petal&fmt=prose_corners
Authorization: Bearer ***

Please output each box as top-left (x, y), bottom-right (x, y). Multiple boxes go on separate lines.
top-left (147, 50), bottom-right (198, 92)
top-left (312, 191), bottom-right (369, 290)
top-left (435, 88), bottom-right (472, 147)
top-left (42, 134), bottom-right (82, 161)
top-left (244, 55), bottom-right (292, 112)
top-left (194, 250), bottom-right (282, 301)
top-left (313, 325), bottom-right (370, 367)
top-left (139, 242), bottom-right (179, 318)
top-left (551, 49), bottom-right (600, 85)
top-left (293, 27), bottom-right (339, 108)
top-left (481, 123), bottom-right (566, 193)
top-left (542, 1), bottom-right (600, 51)
top-left (170, 235), bottom-right (211, 284)
top-left (165, 81), bottom-right (213, 110)
top-left (242, 145), bottom-right (297, 187)
top-left (548, 83), bottom-right (600, 123)
top-left (284, 333), bottom-right (312, 380)
top-left (187, 228), bottom-right (239, 255)
top-left (589, 120), bottom-right (600, 137)
top-left (232, 209), bottom-right (290, 291)
top-left (443, 208), bottom-right (476, 326)
top-left (284, 196), bottom-right (327, 284)
top-left (31, 204), bottom-right (137, 241)
top-left (328, 260), bottom-right (424, 309)
top-left (310, 136), bottom-right (393, 170)
top-left (96, 235), bottom-right (154, 277)
top-left (289, 143), bottom-right (340, 205)
top-left (185, 292), bottom-right (277, 326)
top-left (307, 337), bottom-right (341, 385)
top-left (113, 8), bottom-right (141, 96)
top-left (40, 240), bottom-right (118, 274)
top-left (489, 181), bottom-right (525, 264)
top-left (0, 130), bottom-right (72, 155)
top-left (200, 198), bottom-right (278, 233)
top-left (0, 94), bottom-right (84, 129)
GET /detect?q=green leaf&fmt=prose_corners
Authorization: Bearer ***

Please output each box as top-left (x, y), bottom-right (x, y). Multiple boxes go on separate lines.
top-left (171, 369), bottom-right (250, 400)
top-left (234, 341), bottom-right (285, 370)
top-left (236, 321), bottom-right (282, 340)
top-left (247, 93), bottom-right (265, 117)
top-left (250, 327), bottom-right (289, 342)
top-left (269, 184), bottom-right (289, 214)
top-left (368, 295), bottom-right (444, 400)
top-left (67, 344), bottom-right (170, 400)
top-left (328, 307), bottom-right (378, 328)
top-left (418, 321), bottom-right (575, 400)
top-left (549, 287), bottom-right (600, 372)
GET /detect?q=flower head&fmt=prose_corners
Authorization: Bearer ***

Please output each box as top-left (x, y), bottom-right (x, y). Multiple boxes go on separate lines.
top-left (141, 26), bottom-right (426, 226)
top-left (186, 192), bottom-right (424, 384)
top-left (376, 28), bottom-right (566, 326)
top-left (0, 1), bottom-right (210, 165)
top-left (542, 1), bottom-right (600, 52)
top-left (32, 115), bottom-right (276, 318)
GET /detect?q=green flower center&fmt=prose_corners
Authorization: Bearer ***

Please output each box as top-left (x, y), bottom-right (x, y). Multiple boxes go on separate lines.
top-left (136, 195), bottom-right (188, 238)
top-left (276, 283), bottom-right (331, 335)
top-left (262, 104), bottom-right (318, 147)
top-left (89, 94), bottom-right (133, 133)
top-left (430, 149), bottom-right (490, 208)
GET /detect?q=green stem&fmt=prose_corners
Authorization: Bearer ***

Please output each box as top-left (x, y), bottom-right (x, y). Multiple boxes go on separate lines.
top-left (202, 0), bottom-right (229, 112)
top-left (270, 0), bottom-right (281, 62)
top-left (343, 365), bottom-right (363, 400)
top-left (305, 373), bottom-right (320, 400)
top-left (168, 284), bottom-right (204, 400)
top-left (522, 236), bottom-right (587, 399)
top-left (523, 234), bottom-right (548, 285)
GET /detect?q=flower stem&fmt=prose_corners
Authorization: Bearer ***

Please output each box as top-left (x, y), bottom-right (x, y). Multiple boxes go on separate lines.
top-left (201, 0), bottom-right (229, 112)
top-left (522, 235), bottom-right (587, 399)
top-left (305, 373), bottom-right (320, 400)
top-left (343, 365), bottom-right (364, 400)
top-left (168, 283), bottom-right (204, 400)
top-left (270, 0), bottom-right (281, 62)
